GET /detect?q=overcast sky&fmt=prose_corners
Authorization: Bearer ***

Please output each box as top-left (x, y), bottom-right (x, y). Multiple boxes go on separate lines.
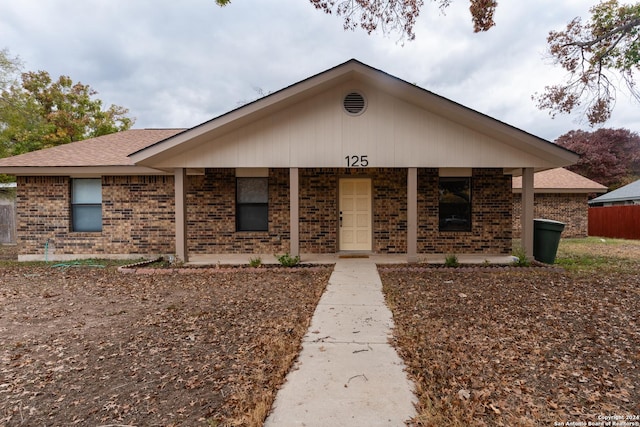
top-left (1, 0), bottom-right (638, 141)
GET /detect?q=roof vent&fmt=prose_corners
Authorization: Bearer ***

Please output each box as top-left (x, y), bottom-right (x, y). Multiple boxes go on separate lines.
top-left (343, 91), bottom-right (367, 116)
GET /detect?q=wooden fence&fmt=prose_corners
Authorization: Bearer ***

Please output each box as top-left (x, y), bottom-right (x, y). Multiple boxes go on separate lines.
top-left (588, 205), bottom-right (640, 240)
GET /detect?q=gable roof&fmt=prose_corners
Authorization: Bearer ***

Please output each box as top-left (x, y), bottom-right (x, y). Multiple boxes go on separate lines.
top-left (589, 179), bottom-right (640, 204)
top-left (129, 59), bottom-right (578, 173)
top-left (0, 129), bottom-right (184, 175)
top-left (512, 168), bottom-right (608, 194)
top-left (0, 59), bottom-right (578, 176)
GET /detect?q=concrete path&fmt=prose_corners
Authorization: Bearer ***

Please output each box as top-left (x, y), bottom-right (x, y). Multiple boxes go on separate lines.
top-left (264, 259), bottom-right (417, 427)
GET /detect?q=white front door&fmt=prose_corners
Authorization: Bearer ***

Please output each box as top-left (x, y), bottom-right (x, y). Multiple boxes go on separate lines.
top-left (339, 178), bottom-right (372, 251)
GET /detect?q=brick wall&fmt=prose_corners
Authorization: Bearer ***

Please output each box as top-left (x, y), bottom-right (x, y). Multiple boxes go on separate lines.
top-left (417, 168), bottom-right (512, 254)
top-left (16, 167), bottom-right (514, 258)
top-left (187, 168), bottom-right (290, 254)
top-left (17, 176), bottom-right (175, 257)
top-left (512, 193), bottom-right (589, 238)
top-left (373, 169), bottom-right (407, 253)
top-left (299, 168), bottom-right (338, 253)
top-left (298, 168), bottom-right (408, 253)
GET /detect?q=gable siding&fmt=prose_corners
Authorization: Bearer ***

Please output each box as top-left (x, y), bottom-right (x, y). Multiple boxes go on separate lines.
top-left (149, 82), bottom-right (558, 170)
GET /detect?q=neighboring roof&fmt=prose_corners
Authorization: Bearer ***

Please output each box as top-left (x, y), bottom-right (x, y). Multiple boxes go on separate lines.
top-left (512, 168), bottom-right (608, 194)
top-left (589, 179), bottom-right (640, 204)
top-left (129, 59), bottom-right (578, 172)
top-left (0, 129), bottom-right (184, 175)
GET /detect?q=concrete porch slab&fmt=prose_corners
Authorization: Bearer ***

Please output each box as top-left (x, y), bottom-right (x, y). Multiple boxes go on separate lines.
top-left (186, 253), bottom-right (516, 266)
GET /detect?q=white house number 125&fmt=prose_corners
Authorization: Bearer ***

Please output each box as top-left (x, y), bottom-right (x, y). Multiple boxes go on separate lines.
top-left (345, 155), bottom-right (369, 167)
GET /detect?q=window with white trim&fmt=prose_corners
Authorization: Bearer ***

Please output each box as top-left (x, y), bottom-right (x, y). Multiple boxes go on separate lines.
top-left (71, 178), bottom-right (102, 232)
top-left (236, 177), bottom-right (268, 231)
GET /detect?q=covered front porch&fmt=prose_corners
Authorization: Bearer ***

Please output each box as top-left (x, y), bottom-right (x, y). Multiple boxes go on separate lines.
top-left (170, 166), bottom-right (537, 264)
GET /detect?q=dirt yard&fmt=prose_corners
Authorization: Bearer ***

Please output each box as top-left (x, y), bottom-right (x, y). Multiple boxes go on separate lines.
top-left (380, 243), bottom-right (640, 426)
top-left (2, 240), bottom-right (639, 427)
top-left (0, 256), bottom-right (331, 426)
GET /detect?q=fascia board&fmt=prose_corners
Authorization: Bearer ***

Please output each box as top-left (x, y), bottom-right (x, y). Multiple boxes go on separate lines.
top-left (2, 166), bottom-right (171, 176)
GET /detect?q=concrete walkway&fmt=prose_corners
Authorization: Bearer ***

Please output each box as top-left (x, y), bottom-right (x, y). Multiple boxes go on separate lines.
top-left (264, 258), bottom-right (417, 426)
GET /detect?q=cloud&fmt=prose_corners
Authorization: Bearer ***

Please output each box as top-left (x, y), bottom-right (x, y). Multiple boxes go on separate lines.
top-left (1, 0), bottom-right (636, 141)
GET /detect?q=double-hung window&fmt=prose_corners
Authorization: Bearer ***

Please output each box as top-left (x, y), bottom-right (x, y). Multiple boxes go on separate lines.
top-left (236, 177), bottom-right (268, 231)
top-left (439, 177), bottom-right (471, 232)
top-left (71, 178), bottom-right (102, 232)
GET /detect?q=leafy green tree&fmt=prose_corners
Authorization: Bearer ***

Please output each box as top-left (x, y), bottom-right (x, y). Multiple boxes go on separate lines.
top-left (0, 48), bottom-right (21, 93)
top-left (215, 1), bottom-right (639, 125)
top-left (0, 49), bottom-right (134, 158)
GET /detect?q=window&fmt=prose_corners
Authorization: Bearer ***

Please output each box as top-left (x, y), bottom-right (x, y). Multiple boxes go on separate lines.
top-left (439, 177), bottom-right (471, 231)
top-left (71, 178), bottom-right (102, 232)
top-left (236, 177), bottom-right (268, 231)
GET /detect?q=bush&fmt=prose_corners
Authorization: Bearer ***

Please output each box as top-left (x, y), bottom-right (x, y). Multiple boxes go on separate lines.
top-left (512, 246), bottom-right (531, 267)
top-left (275, 253), bottom-right (300, 267)
top-left (444, 254), bottom-right (459, 268)
top-left (248, 256), bottom-right (262, 268)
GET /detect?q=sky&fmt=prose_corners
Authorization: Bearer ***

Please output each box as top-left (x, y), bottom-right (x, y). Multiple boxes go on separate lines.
top-left (1, 0), bottom-right (638, 141)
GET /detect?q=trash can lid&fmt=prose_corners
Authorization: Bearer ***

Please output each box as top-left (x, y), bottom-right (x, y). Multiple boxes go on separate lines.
top-left (533, 218), bottom-right (566, 225)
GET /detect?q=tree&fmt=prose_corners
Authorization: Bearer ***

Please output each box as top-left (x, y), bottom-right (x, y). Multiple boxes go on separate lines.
top-left (555, 128), bottom-right (640, 189)
top-left (536, 1), bottom-right (640, 125)
top-left (0, 48), bottom-right (21, 93)
top-left (216, 0), bottom-right (639, 125)
top-left (216, 0), bottom-right (497, 40)
top-left (0, 50), bottom-right (134, 158)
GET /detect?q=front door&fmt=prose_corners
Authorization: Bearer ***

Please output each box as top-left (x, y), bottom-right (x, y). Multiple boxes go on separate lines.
top-left (339, 178), bottom-right (372, 251)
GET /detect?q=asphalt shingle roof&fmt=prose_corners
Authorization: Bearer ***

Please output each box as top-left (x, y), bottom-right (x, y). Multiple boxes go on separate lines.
top-left (589, 179), bottom-right (640, 204)
top-left (0, 129), bottom-right (185, 167)
top-left (512, 168), bottom-right (607, 193)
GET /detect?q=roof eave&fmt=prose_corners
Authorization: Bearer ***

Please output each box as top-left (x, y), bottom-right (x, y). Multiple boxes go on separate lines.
top-left (513, 187), bottom-right (608, 194)
top-left (129, 59), bottom-right (580, 169)
top-left (1, 166), bottom-right (171, 176)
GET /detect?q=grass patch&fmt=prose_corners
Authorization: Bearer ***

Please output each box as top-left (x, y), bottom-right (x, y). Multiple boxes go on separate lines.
top-left (556, 237), bottom-right (640, 273)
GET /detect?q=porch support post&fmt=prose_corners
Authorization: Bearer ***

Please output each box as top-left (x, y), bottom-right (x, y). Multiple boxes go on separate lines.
top-left (407, 167), bottom-right (418, 263)
top-left (174, 168), bottom-right (189, 263)
top-left (289, 167), bottom-right (300, 257)
top-left (521, 167), bottom-right (535, 259)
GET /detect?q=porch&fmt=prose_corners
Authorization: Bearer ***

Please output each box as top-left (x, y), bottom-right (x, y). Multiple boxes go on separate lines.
top-left (186, 252), bottom-right (518, 266)
top-left (172, 167), bottom-right (536, 263)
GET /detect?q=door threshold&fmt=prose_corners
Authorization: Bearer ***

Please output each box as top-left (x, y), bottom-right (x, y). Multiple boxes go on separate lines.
top-left (338, 253), bottom-right (370, 259)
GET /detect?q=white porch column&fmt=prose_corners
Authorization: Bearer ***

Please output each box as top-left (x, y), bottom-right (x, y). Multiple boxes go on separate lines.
top-left (289, 167), bottom-right (300, 257)
top-left (407, 167), bottom-right (418, 263)
top-left (174, 168), bottom-right (188, 263)
top-left (521, 167), bottom-right (535, 259)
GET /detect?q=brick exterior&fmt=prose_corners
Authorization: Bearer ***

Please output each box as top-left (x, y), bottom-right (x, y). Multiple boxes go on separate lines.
top-left (299, 169), bottom-right (338, 253)
top-left (17, 176), bottom-right (175, 256)
top-left (417, 168), bottom-right (512, 255)
top-left (512, 193), bottom-right (589, 238)
top-left (298, 168), bottom-right (409, 254)
top-left (16, 167), bottom-right (514, 258)
top-left (187, 168), bottom-right (290, 254)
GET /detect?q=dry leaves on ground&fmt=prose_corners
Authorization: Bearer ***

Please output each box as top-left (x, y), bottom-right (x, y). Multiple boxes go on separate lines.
top-left (0, 264), bottom-right (331, 426)
top-left (380, 268), bottom-right (640, 426)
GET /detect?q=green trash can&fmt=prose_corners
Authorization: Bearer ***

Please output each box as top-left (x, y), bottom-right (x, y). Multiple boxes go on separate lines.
top-left (533, 219), bottom-right (565, 264)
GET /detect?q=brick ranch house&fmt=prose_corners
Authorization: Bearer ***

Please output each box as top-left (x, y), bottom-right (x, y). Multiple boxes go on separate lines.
top-left (512, 168), bottom-right (607, 238)
top-left (0, 59), bottom-right (578, 262)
